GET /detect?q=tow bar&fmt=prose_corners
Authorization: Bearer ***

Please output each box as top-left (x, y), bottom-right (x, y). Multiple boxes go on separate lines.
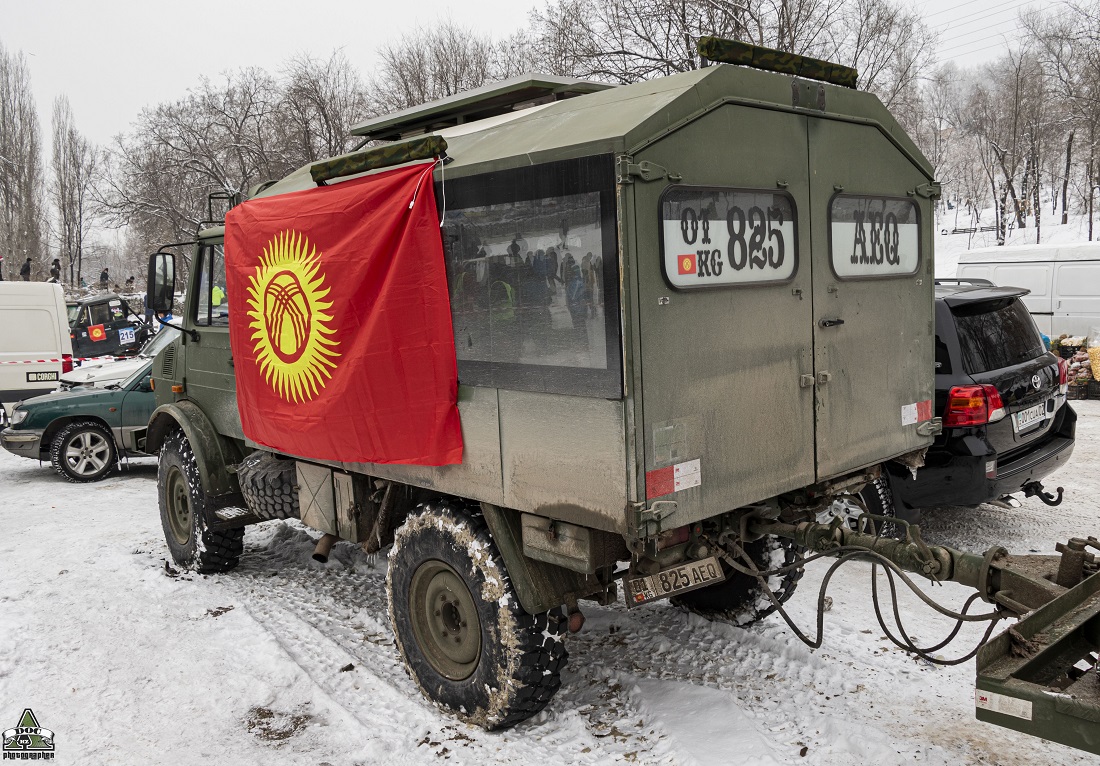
top-left (1023, 480), bottom-right (1064, 506)
top-left (744, 514), bottom-right (1100, 755)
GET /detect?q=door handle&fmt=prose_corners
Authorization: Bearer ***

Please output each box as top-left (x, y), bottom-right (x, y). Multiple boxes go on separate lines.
top-left (819, 318), bottom-right (845, 328)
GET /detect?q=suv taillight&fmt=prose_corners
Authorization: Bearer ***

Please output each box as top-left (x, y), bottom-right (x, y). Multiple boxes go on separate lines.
top-left (1057, 358), bottom-right (1069, 394)
top-left (943, 384), bottom-right (1006, 427)
top-left (62, 353), bottom-right (73, 374)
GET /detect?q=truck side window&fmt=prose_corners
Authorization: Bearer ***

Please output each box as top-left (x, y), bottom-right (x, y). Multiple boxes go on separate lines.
top-left (440, 155), bottom-right (622, 399)
top-left (660, 187), bottom-right (797, 288)
top-left (195, 245), bottom-right (230, 327)
top-left (829, 195), bottom-right (920, 279)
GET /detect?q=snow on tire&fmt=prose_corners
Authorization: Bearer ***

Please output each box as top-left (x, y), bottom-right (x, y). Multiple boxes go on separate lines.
top-left (50, 419), bottom-right (117, 483)
top-left (387, 502), bottom-right (568, 730)
top-left (671, 536), bottom-right (803, 627)
top-left (238, 450), bottom-right (300, 520)
top-left (158, 428), bottom-right (243, 573)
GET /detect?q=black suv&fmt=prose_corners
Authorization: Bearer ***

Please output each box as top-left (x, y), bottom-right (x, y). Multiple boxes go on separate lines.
top-left (870, 280), bottom-right (1076, 521)
top-left (66, 293), bottom-right (150, 358)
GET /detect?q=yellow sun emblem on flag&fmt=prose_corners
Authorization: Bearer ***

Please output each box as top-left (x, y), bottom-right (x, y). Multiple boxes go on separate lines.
top-left (245, 230), bottom-right (340, 403)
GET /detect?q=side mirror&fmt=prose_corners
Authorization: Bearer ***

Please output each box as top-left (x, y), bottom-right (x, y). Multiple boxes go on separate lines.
top-left (147, 252), bottom-right (176, 313)
top-left (138, 376), bottom-right (154, 393)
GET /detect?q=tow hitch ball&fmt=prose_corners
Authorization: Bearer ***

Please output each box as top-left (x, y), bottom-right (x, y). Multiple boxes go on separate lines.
top-left (1022, 480), bottom-right (1064, 506)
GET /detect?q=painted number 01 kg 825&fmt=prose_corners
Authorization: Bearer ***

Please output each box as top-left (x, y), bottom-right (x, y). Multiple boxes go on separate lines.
top-left (678, 205), bottom-right (786, 274)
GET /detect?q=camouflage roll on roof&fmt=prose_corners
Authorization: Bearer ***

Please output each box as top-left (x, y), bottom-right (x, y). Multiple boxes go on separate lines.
top-left (309, 135), bottom-right (448, 185)
top-left (697, 36), bottom-right (858, 89)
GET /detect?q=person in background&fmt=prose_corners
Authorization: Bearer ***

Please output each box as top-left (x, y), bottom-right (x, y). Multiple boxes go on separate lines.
top-left (48, 259), bottom-right (61, 283)
top-left (20, 257), bottom-right (32, 281)
top-left (99, 267), bottom-right (109, 289)
top-left (0, 254), bottom-right (4, 280)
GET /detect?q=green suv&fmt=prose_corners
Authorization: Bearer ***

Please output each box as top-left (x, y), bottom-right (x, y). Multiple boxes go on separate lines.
top-left (1, 361), bottom-right (156, 481)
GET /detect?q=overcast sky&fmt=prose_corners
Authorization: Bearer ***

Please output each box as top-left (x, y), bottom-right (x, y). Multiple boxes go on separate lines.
top-left (6, 0), bottom-right (1054, 148)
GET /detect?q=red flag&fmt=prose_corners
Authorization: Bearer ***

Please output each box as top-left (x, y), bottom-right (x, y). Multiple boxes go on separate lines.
top-left (677, 254), bottom-right (697, 275)
top-left (88, 324), bottom-right (107, 342)
top-left (225, 162), bottom-right (462, 465)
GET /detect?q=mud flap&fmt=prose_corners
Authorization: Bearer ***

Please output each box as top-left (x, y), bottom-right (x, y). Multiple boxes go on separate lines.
top-left (976, 572), bottom-right (1100, 754)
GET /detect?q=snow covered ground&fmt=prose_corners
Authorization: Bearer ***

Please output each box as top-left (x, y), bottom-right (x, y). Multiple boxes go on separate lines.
top-left (2, 405), bottom-right (1099, 765)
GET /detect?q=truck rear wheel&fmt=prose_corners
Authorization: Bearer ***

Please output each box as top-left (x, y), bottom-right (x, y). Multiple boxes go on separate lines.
top-left (158, 429), bottom-right (243, 573)
top-left (820, 478), bottom-right (898, 537)
top-left (671, 536), bottom-right (803, 627)
top-left (387, 502), bottom-right (568, 730)
top-left (238, 450), bottom-right (300, 520)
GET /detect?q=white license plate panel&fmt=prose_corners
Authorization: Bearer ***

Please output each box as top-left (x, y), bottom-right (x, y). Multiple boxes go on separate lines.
top-left (1013, 402), bottom-right (1053, 433)
top-left (624, 556), bottom-right (725, 606)
top-left (119, 326), bottom-right (135, 344)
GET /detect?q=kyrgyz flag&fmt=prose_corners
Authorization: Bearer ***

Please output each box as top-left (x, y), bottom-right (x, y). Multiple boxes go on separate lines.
top-left (87, 324), bottom-right (107, 342)
top-left (224, 162), bottom-right (462, 465)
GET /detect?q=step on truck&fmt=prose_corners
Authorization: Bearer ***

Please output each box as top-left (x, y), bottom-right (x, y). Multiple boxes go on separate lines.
top-left (140, 38), bottom-right (1100, 754)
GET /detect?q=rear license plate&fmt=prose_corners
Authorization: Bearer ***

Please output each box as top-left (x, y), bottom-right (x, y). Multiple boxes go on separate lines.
top-left (1013, 401), bottom-right (1053, 433)
top-left (26, 371), bottom-right (58, 383)
top-left (624, 556), bottom-right (725, 606)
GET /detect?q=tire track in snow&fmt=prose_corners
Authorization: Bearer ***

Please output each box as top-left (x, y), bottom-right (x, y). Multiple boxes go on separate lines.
top-left (216, 523), bottom-right (664, 764)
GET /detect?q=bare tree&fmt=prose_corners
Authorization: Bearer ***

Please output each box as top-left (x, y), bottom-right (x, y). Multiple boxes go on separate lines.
top-left (371, 22), bottom-right (522, 113)
top-left (99, 68), bottom-right (293, 248)
top-left (0, 41), bottom-right (46, 281)
top-left (1022, 3), bottom-right (1100, 238)
top-left (51, 96), bottom-right (98, 285)
top-left (279, 50), bottom-right (371, 163)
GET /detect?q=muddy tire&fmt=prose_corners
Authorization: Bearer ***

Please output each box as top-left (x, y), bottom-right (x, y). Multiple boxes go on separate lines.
top-left (387, 502), bottom-right (568, 730)
top-left (671, 536), bottom-right (803, 627)
top-left (50, 420), bottom-right (117, 482)
top-left (238, 450), bottom-right (300, 520)
top-left (158, 429), bottom-right (243, 573)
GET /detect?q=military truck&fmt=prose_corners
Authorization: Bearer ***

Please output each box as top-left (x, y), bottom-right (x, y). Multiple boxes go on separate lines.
top-left (140, 40), bottom-right (1100, 753)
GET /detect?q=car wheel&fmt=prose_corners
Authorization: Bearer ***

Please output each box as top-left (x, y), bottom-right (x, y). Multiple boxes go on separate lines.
top-left (819, 477), bottom-right (898, 537)
top-left (671, 535), bottom-right (803, 627)
top-left (387, 502), bottom-right (568, 730)
top-left (50, 420), bottom-right (117, 482)
top-left (158, 428), bottom-right (243, 573)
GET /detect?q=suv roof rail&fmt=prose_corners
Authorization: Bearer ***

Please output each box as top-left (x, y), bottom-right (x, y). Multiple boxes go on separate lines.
top-left (934, 277), bottom-right (995, 287)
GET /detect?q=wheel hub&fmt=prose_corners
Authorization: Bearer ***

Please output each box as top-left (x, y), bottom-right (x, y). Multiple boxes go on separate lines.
top-left (409, 560), bottom-right (481, 680)
top-left (165, 465), bottom-right (192, 546)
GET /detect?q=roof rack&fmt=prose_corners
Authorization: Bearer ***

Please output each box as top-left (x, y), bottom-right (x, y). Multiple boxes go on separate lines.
top-left (350, 74), bottom-right (613, 142)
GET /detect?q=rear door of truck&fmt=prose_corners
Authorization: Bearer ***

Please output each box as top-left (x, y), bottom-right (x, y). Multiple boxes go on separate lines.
top-left (806, 117), bottom-right (936, 477)
top-left (631, 103), bottom-right (818, 518)
top-left (632, 94), bottom-right (935, 525)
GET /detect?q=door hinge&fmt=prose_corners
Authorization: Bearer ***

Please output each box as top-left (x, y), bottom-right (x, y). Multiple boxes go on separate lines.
top-left (917, 417), bottom-right (943, 437)
top-left (633, 500), bottom-right (678, 538)
top-left (911, 182), bottom-right (942, 200)
top-left (799, 374), bottom-right (816, 388)
top-left (616, 155), bottom-right (680, 184)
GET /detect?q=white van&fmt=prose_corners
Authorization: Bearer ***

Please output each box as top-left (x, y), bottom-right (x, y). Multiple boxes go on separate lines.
top-left (0, 282), bottom-right (74, 420)
top-left (957, 242), bottom-right (1100, 337)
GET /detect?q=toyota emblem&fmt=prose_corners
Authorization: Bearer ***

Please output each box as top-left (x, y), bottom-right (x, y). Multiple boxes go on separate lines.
top-left (1032, 374), bottom-right (1042, 390)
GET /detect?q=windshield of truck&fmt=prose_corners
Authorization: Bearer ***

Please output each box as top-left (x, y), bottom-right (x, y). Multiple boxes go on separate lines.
top-left (951, 297), bottom-right (1045, 374)
top-left (66, 303), bottom-right (80, 325)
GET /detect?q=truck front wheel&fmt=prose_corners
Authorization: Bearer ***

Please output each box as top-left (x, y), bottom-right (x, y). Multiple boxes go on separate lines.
top-left (387, 502), bottom-right (568, 730)
top-left (671, 536), bottom-right (803, 627)
top-left (158, 429), bottom-right (243, 573)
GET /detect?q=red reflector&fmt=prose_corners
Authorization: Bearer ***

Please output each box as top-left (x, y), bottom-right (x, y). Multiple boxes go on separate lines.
top-left (61, 353), bottom-right (73, 374)
top-left (943, 384), bottom-right (1004, 427)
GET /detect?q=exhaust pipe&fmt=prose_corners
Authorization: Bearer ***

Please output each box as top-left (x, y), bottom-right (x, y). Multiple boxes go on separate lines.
top-left (312, 533), bottom-right (338, 563)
